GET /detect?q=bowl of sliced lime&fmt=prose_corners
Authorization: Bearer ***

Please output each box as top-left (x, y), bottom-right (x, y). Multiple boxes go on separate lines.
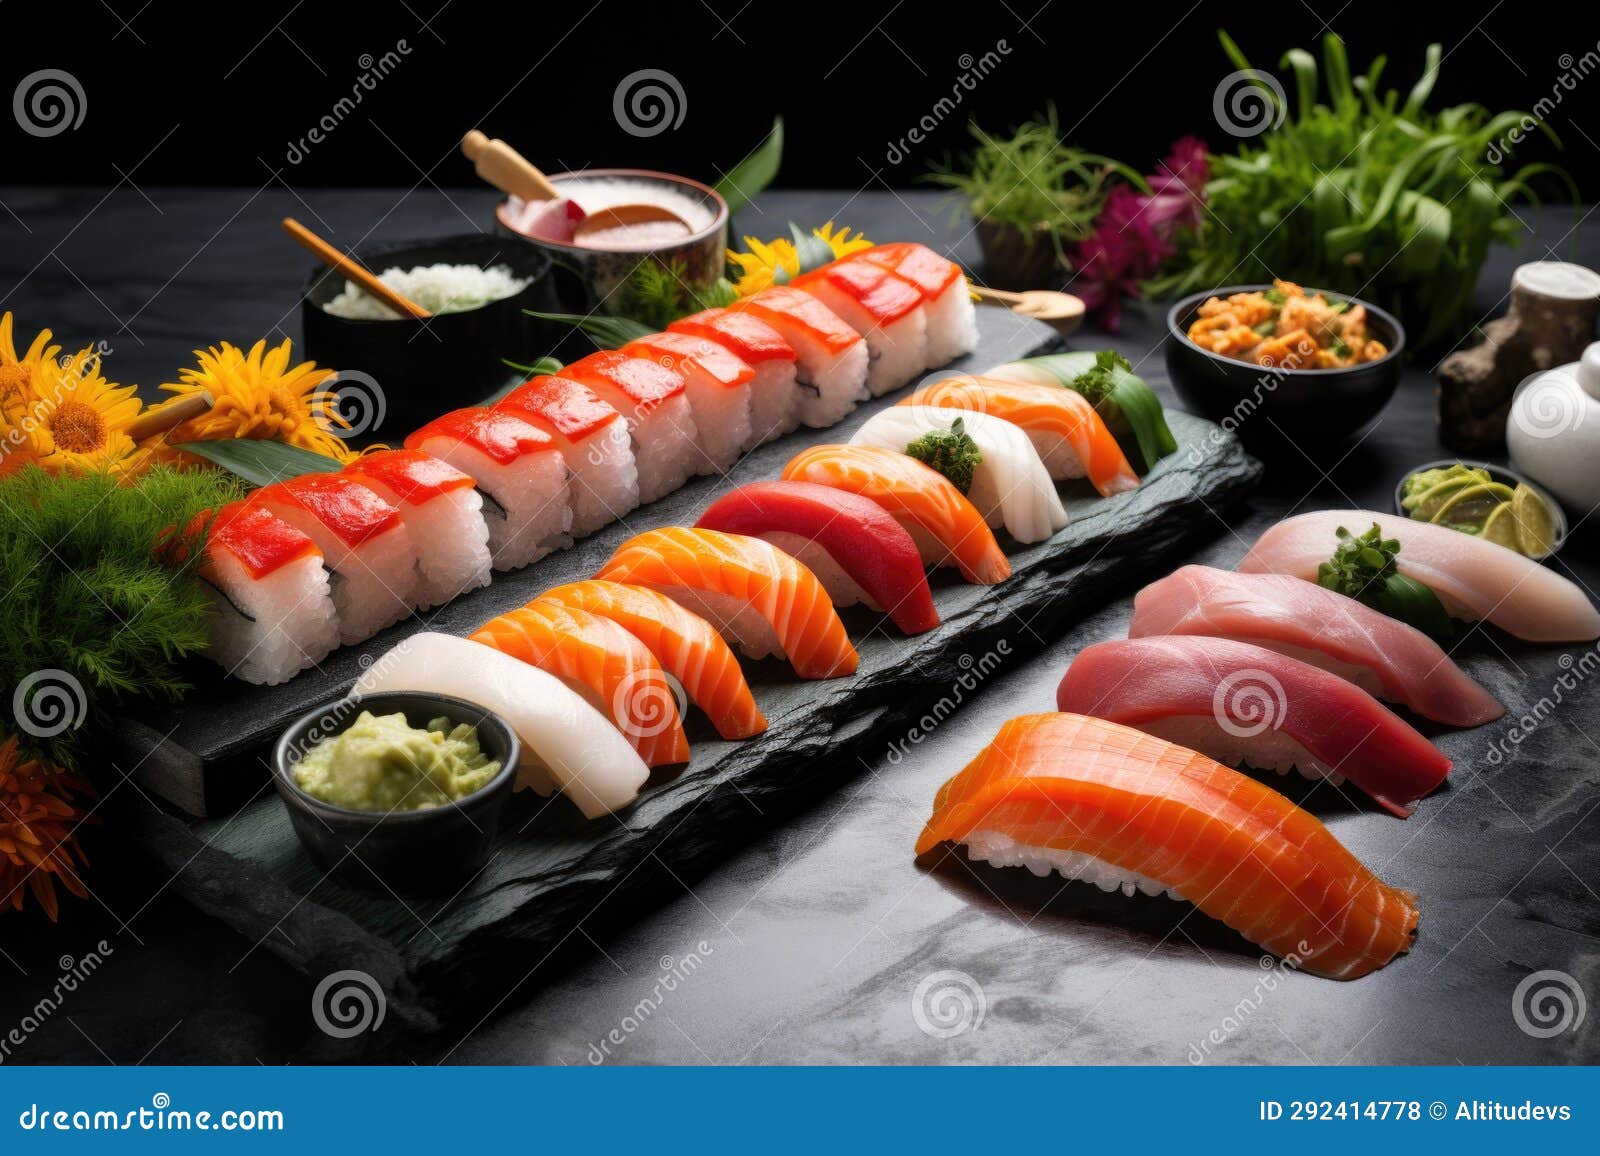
top-left (1394, 460), bottom-right (1566, 561)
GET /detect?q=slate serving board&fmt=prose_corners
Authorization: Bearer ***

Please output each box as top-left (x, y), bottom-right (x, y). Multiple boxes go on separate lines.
top-left (112, 308), bottom-right (1261, 1027)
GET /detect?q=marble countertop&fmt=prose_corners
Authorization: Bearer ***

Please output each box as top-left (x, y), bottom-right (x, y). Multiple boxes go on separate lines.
top-left (0, 188), bottom-right (1596, 1064)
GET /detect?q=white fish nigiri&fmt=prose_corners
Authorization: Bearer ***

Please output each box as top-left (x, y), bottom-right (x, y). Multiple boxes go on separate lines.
top-left (1239, 510), bottom-right (1600, 643)
top-left (849, 406), bottom-right (1067, 543)
top-left (353, 632), bottom-right (650, 819)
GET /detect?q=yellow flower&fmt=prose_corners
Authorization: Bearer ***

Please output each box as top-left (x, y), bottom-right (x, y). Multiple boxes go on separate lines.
top-left (727, 221), bottom-right (876, 298)
top-left (0, 311), bottom-right (60, 428)
top-left (6, 339), bottom-right (145, 477)
top-left (158, 338), bottom-right (355, 463)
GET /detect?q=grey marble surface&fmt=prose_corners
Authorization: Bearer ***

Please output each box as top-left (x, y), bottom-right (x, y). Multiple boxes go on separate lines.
top-left (1, 188), bottom-right (1597, 1065)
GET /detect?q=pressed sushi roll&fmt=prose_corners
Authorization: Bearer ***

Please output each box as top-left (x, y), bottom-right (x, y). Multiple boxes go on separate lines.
top-left (729, 287), bottom-right (869, 428)
top-left (1130, 566), bottom-right (1503, 728)
top-left (558, 351), bottom-right (702, 500)
top-left (782, 444), bottom-right (1010, 584)
top-left (850, 406), bottom-right (1067, 544)
top-left (596, 527), bottom-right (858, 679)
top-left (354, 633), bottom-right (650, 818)
top-left (901, 375), bottom-right (1140, 497)
top-left (404, 407), bottom-right (572, 572)
top-left (622, 333), bottom-right (754, 468)
top-left (858, 243), bottom-right (977, 366)
top-left (668, 308), bottom-right (800, 444)
top-left (535, 580), bottom-right (767, 740)
top-left (1239, 509), bottom-right (1600, 643)
top-left (1057, 636), bottom-right (1453, 817)
top-left (495, 376), bottom-right (639, 536)
top-left (197, 502), bottom-right (339, 685)
top-left (915, 713), bottom-right (1420, 979)
top-left (343, 448), bottom-right (491, 609)
top-left (695, 481), bottom-right (939, 635)
top-left (791, 260), bottom-right (927, 396)
top-left (249, 474), bottom-right (419, 644)
top-left (471, 602), bottom-right (690, 767)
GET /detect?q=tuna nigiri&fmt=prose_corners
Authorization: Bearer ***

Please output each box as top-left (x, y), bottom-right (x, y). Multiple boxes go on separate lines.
top-left (558, 351), bottom-right (702, 501)
top-left (405, 406), bottom-right (572, 572)
top-left (471, 602), bottom-right (690, 767)
top-left (856, 242), bottom-right (977, 365)
top-left (1130, 566), bottom-right (1503, 727)
top-left (782, 444), bottom-right (1010, 584)
top-left (915, 713), bottom-right (1420, 979)
top-left (901, 375), bottom-right (1140, 497)
top-left (534, 580), bottom-right (767, 740)
top-left (850, 406), bottom-right (1067, 543)
top-left (342, 448), bottom-right (491, 609)
top-left (354, 632), bottom-right (649, 818)
top-left (730, 286), bottom-right (869, 427)
top-left (668, 308), bottom-right (801, 444)
top-left (620, 333), bottom-right (755, 468)
top-left (791, 260), bottom-right (927, 395)
top-left (1239, 510), bottom-right (1600, 643)
top-left (249, 474), bottom-right (419, 643)
top-left (198, 502), bottom-right (339, 685)
top-left (695, 481), bottom-right (940, 634)
top-left (495, 376), bottom-right (638, 536)
top-left (1055, 636), bottom-right (1452, 817)
top-left (596, 527), bottom-right (858, 679)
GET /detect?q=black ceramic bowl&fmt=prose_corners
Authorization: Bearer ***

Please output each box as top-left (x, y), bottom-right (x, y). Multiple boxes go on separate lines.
top-left (301, 233), bottom-right (564, 442)
top-left (1164, 285), bottom-right (1405, 440)
top-left (272, 691), bottom-right (519, 895)
top-left (1393, 458), bottom-right (1569, 559)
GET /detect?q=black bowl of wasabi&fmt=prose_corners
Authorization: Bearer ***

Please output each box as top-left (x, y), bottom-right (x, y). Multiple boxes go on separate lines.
top-left (272, 691), bottom-right (519, 895)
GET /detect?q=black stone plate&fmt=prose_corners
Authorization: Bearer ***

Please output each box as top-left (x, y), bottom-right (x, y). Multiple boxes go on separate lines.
top-left (113, 308), bottom-right (1262, 1028)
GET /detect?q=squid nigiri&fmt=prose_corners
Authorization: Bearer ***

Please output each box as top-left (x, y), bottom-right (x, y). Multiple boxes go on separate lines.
top-left (354, 632), bottom-right (649, 818)
top-left (1130, 565), bottom-right (1503, 727)
top-left (1055, 636), bottom-right (1452, 817)
top-left (596, 527), bottom-right (858, 679)
top-left (782, 444), bottom-right (1010, 584)
top-left (668, 308), bottom-right (801, 444)
top-left (695, 481), bottom-right (940, 634)
top-left (915, 713), bottom-right (1420, 979)
top-left (1239, 510), bottom-right (1600, 643)
top-left (729, 287), bottom-right (869, 427)
top-left (471, 602), bottom-right (690, 767)
top-left (534, 580), bottom-right (767, 740)
top-left (850, 406), bottom-right (1067, 543)
top-left (901, 375), bottom-right (1139, 497)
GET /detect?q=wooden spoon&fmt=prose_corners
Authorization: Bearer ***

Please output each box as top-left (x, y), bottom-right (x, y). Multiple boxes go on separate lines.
top-left (971, 285), bottom-right (1086, 337)
top-left (460, 129), bottom-right (688, 243)
top-left (281, 217), bottom-right (430, 320)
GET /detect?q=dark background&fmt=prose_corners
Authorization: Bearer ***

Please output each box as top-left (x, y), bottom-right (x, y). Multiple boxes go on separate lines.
top-left (4, 0), bottom-right (1594, 196)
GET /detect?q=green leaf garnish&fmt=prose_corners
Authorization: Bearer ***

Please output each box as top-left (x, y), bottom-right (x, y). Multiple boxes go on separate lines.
top-left (172, 440), bottom-right (346, 487)
top-left (524, 310), bottom-right (655, 350)
top-left (1069, 350), bottom-right (1136, 404)
top-left (715, 117), bottom-right (784, 216)
top-left (905, 416), bottom-right (983, 494)
top-left (1316, 523), bottom-right (1454, 639)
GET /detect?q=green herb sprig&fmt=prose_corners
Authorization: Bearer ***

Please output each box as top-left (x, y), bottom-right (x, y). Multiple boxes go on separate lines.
top-left (1316, 523), bottom-right (1453, 640)
top-left (906, 416), bottom-right (983, 494)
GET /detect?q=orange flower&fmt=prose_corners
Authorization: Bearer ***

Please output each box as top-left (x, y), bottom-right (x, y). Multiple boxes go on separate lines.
top-left (0, 734), bottom-right (92, 921)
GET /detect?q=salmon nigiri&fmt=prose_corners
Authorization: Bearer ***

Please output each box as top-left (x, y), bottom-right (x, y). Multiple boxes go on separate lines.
top-left (916, 713), bottom-right (1420, 979)
top-left (596, 527), bottom-right (858, 679)
top-left (471, 602), bottom-right (690, 767)
top-left (902, 375), bottom-right (1140, 497)
top-left (533, 580), bottom-right (767, 740)
top-left (781, 444), bottom-right (1010, 585)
